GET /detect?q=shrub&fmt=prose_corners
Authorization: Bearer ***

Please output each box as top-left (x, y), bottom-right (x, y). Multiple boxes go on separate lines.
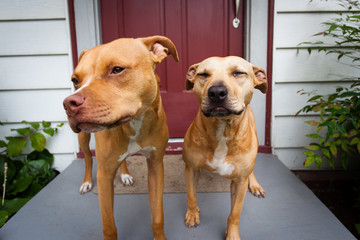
top-left (0, 121), bottom-right (63, 227)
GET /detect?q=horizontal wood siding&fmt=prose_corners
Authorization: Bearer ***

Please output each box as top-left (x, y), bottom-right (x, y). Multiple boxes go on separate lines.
top-left (272, 0), bottom-right (358, 169)
top-left (0, 0), bottom-right (76, 171)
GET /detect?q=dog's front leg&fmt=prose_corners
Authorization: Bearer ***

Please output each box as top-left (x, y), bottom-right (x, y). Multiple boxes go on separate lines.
top-left (226, 178), bottom-right (248, 240)
top-left (146, 150), bottom-right (166, 240)
top-left (97, 162), bottom-right (119, 240)
top-left (78, 132), bottom-right (93, 194)
top-left (184, 163), bottom-right (200, 228)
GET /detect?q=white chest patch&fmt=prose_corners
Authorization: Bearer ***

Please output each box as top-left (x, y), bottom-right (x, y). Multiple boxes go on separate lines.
top-left (206, 120), bottom-right (234, 176)
top-left (118, 117), bottom-right (156, 161)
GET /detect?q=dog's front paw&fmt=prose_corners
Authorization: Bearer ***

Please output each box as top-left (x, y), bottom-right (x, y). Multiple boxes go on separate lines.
top-left (225, 226), bottom-right (241, 240)
top-left (79, 181), bottom-right (93, 194)
top-left (185, 207), bottom-right (200, 228)
top-left (120, 174), bottom-right (134, 186)
top-left (249, 183), bottom-right (266, 198)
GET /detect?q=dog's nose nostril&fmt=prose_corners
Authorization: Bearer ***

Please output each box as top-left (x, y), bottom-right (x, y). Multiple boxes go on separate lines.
top-left (63, 94), bottom-right (85, 113)
top-left (208, 85), bottom-right (228, 103)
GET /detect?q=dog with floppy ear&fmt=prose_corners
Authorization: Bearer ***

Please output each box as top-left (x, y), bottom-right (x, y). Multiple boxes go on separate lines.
top-left (182, 56), bottom-right (267, 240)
top-left (63, 36), bottom-right (178, 240)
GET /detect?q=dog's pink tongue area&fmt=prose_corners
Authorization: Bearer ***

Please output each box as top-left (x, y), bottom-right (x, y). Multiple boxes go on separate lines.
top-left (120, 116), bottom-right (132, 123)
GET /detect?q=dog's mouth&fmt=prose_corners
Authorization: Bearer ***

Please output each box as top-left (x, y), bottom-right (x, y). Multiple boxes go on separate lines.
top-left (70, 115), bottom-right (134, 133)
top-left (202, 106), bottom-right (243, 118)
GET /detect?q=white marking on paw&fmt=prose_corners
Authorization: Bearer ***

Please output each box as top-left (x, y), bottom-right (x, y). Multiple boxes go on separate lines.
top-left (79, 181), bottom-right (92, 194)
top-left (120, 174), bottom-right (134, 186)
top-left (206, 120), bottom-right (234, 176)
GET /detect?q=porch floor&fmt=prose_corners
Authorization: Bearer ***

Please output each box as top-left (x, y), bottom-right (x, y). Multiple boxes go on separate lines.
top-left (0, 154), bottom-right (356, 240)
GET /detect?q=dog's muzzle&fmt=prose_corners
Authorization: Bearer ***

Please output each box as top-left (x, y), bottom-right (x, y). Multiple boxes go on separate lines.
top-left (202, 85), bottom-right (243, 117)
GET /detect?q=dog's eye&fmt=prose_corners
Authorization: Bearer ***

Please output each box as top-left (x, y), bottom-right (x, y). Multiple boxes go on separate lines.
top-left (71, 78), bottom-right (79, 85)
top-left (232, 71), bottom-right (246, 77)
top-left (111, 66), bottom-right (125, 74)
top-left (197, 72), bottom-right (210, 78)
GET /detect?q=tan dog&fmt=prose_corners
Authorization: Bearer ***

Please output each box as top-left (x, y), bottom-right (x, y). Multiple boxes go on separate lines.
top-left (182, 56), bottom-right (267, 240)
top-left (63, 36), bottom-right (178, 240)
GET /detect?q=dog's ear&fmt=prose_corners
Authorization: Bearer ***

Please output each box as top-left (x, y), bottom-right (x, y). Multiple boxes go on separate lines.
top-left (78, 49), bottom-right (88, 63)
top-left (139, 36), bottom-right (179, 63)
top-left (252, 66), bottom-right (268, 94)
top-left (185, 64), bottom-right (199, 90)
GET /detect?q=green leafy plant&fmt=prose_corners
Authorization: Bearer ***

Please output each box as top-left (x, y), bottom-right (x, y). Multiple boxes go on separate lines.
top-left (299, 0), bottom-right (360, 67)
top-left (0, 121), bottom-right (63, 227)
top-left (296, 0), bottom-right (360, 169)
top-left (296, 83), bottom-right (360, 169)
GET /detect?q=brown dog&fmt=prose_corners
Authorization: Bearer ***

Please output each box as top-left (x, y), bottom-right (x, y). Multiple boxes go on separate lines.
top-left (182, 56), bottom-right (267, 240)
top-left (63, 36), bottom-right (178, 240)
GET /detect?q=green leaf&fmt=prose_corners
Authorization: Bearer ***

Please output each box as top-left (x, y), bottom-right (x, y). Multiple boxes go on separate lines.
top-left (22, 121), bottom-right (40, 130)
top-left (348, 129), bottom-right (358, 137)
top-left (306, 143), bottom-right (321, 150)
top-left (43, 128), bottom-right (55, 136)
top-left (306, 133), bottom-right (322, 139)
top-left (337, 124), bottom-right (346, 134)
top-left (11, 127), bottom-right (31, 136)
top-left (8, 176), bottom-right (33, 195)
top-left (1, 198), bottom-right (30, 216)
top-left (0, 140), bottom-right (7, 148)
top-left (28, 159), bottom-right (48, 172)
top-left (5, 137), bottom-right (27, 157)
top-left (357, 142), bottom-right (360, 153)
top-left (321, 148), bottom-right (331, 159)
top-left (57, 123), bottom-right (64, 128)
top-left (305, 120), bottom-right (319, 126)
top-left (304, 156), bottom-right (315, 167)
top-left (304, 151), bottom-right (315, 156)
top-left (338, 115), bottom-right (346, 124)
top-left (307, 95), bottom-right (322, 102)
top-left (350, 138), bottom-right (359, 145)
top-left (29, 133), bottom-right (46, 152)
top-left (27, 149), bottom-right (54, 164)
top-left (315, 155), bottom-right (322, 169)
top-left (355, 223), bottom-right (360, 236)
top-left (330, 144), bottom-right (337, 157)
top-left (0, 211), bottom-right (9, 227)
top-left (42, 121), bottom-right (51, 128)
top-left (332, 133), bottom-right (340, 138)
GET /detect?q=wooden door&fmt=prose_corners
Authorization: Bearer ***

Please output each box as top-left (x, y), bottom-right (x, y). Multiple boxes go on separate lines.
top-left (100, 0), bottom-right (245, 138)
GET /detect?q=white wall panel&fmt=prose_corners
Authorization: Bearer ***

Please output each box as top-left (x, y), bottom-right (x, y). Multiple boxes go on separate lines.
top-left (0, 20), bottom-right (69, 56)
top-left (0, 55), bottom-right (71, 90)
top-left (276, 0), bottom-right (343, 12)
top-left (0, 89), bottom-right (71, 122)
top-left (274, 13), bottom-right (339, 48)
top-left (272, 116), bottom-right (323, 148)
top-left (273, 82), bottom-right (351, 116)
top-left (0, 0), bottom-right (65, 20)
top-left (274, 49), bottom-right (360, 83)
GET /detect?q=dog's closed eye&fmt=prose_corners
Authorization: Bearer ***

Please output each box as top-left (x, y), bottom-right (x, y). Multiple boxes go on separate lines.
top-left (232, 71), bottom-right (246, 77)
top-left (197, 72), bottom-right (210, 78)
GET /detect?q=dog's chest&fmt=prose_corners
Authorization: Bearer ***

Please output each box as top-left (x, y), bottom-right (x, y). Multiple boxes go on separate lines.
top-left (205, 121), bottom-right (235, 176)
top-left (118, 117), bottom-right (155, 161)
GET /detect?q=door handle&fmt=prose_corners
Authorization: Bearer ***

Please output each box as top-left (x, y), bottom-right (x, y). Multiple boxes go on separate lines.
top-left (232, 0), bottom-right (240, 29)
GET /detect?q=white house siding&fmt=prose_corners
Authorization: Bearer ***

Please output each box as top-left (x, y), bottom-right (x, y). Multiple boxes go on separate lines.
top-left (0, 0), bottom-right (76, 171)
top-left (272, 0), bottom-right (360, 169)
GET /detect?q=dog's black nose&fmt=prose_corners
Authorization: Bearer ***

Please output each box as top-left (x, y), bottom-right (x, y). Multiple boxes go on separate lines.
top-left (208, 85), bottom-right (228, 103)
